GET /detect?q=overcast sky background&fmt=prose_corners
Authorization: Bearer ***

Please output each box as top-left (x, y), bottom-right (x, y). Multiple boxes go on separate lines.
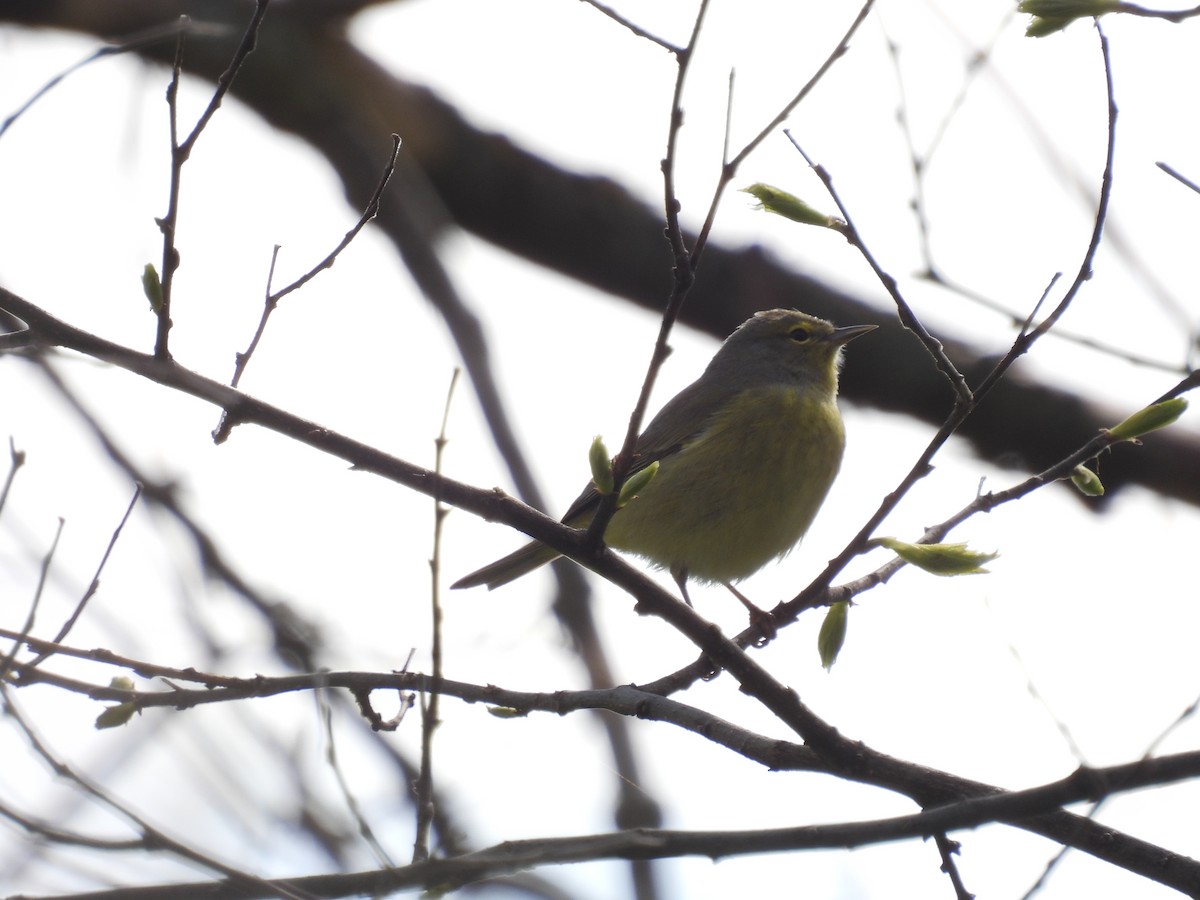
top-left (1, 1), bottom-right (1199, 897)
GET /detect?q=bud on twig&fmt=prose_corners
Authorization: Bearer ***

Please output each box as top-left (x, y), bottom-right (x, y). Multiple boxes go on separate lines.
top-left (876, 537), bottom-right (998, 576)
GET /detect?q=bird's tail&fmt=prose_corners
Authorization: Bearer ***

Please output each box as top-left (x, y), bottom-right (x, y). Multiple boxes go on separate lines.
top-left (450, 540), bottom-right (562, 590)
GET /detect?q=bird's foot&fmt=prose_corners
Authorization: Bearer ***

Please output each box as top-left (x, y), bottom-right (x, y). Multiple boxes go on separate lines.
top-left (723, 583), bottom-right (777, 643)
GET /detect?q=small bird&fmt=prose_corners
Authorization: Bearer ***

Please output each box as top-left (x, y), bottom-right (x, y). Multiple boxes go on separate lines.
top-left (452, 309), bottom-right (875, 610)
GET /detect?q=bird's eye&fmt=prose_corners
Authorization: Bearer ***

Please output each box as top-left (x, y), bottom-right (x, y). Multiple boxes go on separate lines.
top-left (789, 327), bottom-right (811, 343)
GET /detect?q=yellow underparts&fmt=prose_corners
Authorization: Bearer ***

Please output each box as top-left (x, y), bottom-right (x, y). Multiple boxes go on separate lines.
top-left (604, 384), bottom-right (845, 584)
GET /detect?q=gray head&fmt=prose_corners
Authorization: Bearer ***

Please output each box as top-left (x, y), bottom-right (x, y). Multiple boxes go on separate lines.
top-left (703, 309), bottom-right (876, 393)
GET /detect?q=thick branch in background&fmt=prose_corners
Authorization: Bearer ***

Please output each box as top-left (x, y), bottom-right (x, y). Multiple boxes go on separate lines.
top-left (2, 0), bottom-right (1197, 508)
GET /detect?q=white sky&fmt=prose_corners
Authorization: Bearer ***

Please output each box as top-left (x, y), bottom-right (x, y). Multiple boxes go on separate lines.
top-left (1, 1), bottom-right (1198, 897)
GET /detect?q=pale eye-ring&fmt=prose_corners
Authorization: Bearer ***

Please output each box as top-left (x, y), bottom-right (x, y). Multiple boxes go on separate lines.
top-left (789, 327), bottom-right (811, 343)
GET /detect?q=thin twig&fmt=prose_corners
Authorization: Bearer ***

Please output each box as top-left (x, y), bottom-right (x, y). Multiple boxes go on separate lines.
top-left (1157, 160), bottom-right (1200, 195)
top-left (414, 368), bottom-right (459, 863)
top-left (26, 484), bottom-right (142, 668)
top-left (1110, 1), bottom-right (1200, 21)
top-left (879, 11), bottom-right (1009, 280)
top-left (0, 18), bottom-right (232, 141)
top-left (154, 0), bottom-right (271, 359)
top-left (585, 0), bottom-right (714, 548)
top-left (785, 132), bottom-right (972, 403)
top-left (0, 517), bottom-right (63, 682)
top-left (316, 677), bottom-right (395, 868)
top-left (689, 0), bottom-right (877, 268)
top-left (933, 833), bottom-right (973, 900)
top-left (783, 19), bottom-right (1120, 619)
top-left (214, 133), bottom-right (402, 441)
top-left (0, 436), bottom-right (26, 517)
top-left (577, 0), bottom-right (683, 53)
top-left (972, 23), bottom-right (1119, 403)
top-left (230, 135), bottom-right (401, 377)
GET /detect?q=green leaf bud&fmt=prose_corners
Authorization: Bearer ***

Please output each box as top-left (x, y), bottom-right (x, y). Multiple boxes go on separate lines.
top-left (589, 435), bottom-right (614, 495)
top-left (95, 704), bottom-right (137, 729)
top-left (818, 601), bottom-right (849, 671)
top-left (742, 183), bottom-right (841, 230)
top-left (1107, 398), bottom-right (1188, 442)
top-left (1017, 0), bottom-right (1118, 15)
top-left (1024, 16), bottom-right (1072, 36)
top-left (95, 677), bottom-right (138, 729)
top-left (617, 461), bottom-right (659, 508)
top-left (486, 706), bottom-right (527, 719)
top-left (876, 537), bottom-right (998, 576)
top-left (141, 263), bottom-right (163, 312)
top-left (1019, 0), bottom-right (1120, 36)
top-left (1070, 464), bottom-right (1105, 497)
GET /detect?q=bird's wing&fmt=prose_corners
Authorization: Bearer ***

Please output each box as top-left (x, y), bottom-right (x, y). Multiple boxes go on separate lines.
top-left (558, 376), bottom-right (736, 523)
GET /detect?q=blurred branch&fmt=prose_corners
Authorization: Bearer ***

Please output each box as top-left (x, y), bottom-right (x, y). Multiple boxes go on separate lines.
top-left (19, 353), bottom-right (479, 865)
top-left (26, 484), bottom-right (141, 665)
top-left (0, 0), bottom-right (1195, 508)
top-left (9, 628), bottom-right (1200, 895)
top-left (4, 284), bottom-right (652, 886)
top-left (0, 685), bottom-right (300, 897)
top-left (14, 758), bottom-right (1200, 900)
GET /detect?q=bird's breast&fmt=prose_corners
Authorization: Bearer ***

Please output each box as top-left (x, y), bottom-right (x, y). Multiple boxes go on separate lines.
top-left (605, 384), bottom-right (846, 583)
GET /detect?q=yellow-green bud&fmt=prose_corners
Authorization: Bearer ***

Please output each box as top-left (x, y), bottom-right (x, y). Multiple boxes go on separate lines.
top-left (742, 183), bottom-right (841, 231)
top-left (94, 677), bottom-right (139, 730)
top-left (142, 263), bottom-right (163, 312)
top-left (1070, 464), bottom-right (1105, 497)
top-left (589, 435), bottom-right (614, 495)
top-left (817, 601), bottom-right (849, 671)
top-left (876, 537), bottom-right (998, 576)
top-left (1106, 398), bottom-right (1188, 442)
top-left (617, 461), bottom-right (659, 508)
top-left (1019, 0), bottom-right (1120, 36)
top-left (486, 706), bottom-right (527, 719)
top-left (1024, 16), bottom-right (1071, 37)
top-left (1018, 0), bottom-right (1118, 15)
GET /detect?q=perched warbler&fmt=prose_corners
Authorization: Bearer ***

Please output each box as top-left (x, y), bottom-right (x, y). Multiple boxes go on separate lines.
top-left (452, 309), bottom-right (875, 605)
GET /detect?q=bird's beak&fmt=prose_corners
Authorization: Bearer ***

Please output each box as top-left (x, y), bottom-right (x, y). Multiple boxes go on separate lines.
top-left (828, 323), bottom-right (878, 345)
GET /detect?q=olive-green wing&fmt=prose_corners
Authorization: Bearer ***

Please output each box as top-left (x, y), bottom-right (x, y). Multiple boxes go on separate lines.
top-left (452, 375), bottom-right (738, 591)
top-left (558, 375), bottom-right (739, 522)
